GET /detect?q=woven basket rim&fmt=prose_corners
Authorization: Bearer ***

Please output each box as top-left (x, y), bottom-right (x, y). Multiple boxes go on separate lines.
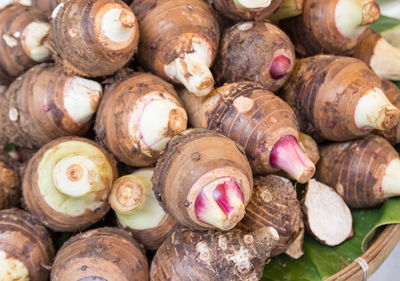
top-left (326, 223), bottom-right (400, 281)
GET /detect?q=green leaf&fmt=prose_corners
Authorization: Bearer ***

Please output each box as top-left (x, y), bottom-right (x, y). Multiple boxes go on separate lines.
top-left (262, 199), bottom-right (400, 281)
top-left (370, 15), bottom-right (400, 33)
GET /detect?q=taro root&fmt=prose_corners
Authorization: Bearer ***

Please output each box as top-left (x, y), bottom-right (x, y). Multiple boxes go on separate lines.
top-left (316, 135), bottom-right (400, 208)
top-left (0, 152), bottom-right (19, 210)
top-left (95, 72), bottom-right (187, 167)
top-left (152, 129), bottom-right (253, 231)
top-left (375, 79), bottom-right (400, 144)
top-left (109, 168), bottom-right (178, 251)
top-left (131, 0), bottom-right (220, 96)
top-left (48, 0), bottom-right (139, 77)
top-left (302, 179), bottom-right (353, 246)
top-left (282, 55), bottom-right (400, 142)
top-left (0, 208), bottom-right (54, 281)
top-left (51, 227), bottom-right (149, 281)
top-left (280, 0), bottom-right (381, 56)
top-left (180, 82), bottom-right (315, 182)
top-left (354, 28), bottom-right (400, 81)
top-left (210, 0), bottom-right (282, 21)
top-left (150, 226), bottom-right (279, 281)
top-left (298, 132), bottom-right (320, 165)
top-left (0, 64), bottom-right (102, 149)
top-left (214, 21), bottom-right (295, 92)
top-left (0, 4), bottom-right (50, 85)
top-left (285, 214), bottom-right (304, 259)
top-left (238, 175), bottom-right (302, 256)
top-left (23, 137), bottom-right (118, 231)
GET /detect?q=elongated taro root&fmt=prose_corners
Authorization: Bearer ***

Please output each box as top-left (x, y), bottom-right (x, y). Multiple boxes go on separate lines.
top-left (210, 0), bottom-right (282, 21)
top-left (302, 179), bottom-right (353, 246)
top-left (23, 137), bottom-right (118, 231)
top-left (316, 135), bottom-right (400, 208)
top-left (151, 226), bottom-right (278, 281)
top-left (354, 28), bottom-right (400, 81)
top-left (152, 129), bottom-right (253, 231)
top-left (214, 22), bottom-right (295, 92)
top-left (0, 152), bottom-right (19, 210)
top-left (95, 72), bottom-right (187, 166)
top-left (0, 64), bottom-right (102, 149)
top-left (51, 227), bottom-right (149, 281)
top-left (109, 168), bottom-right (178, 251)
top-left (0, 208), bottom-right (54, 281)
top-left (0, 4), bottom-right (50, 85)
top-left (48, 0), bottom-right (139, 77)
top-left (283, 55), bottom-right (400, 141)
top-left (180, 82), bottom-right (315, 182)
top-left (238, 175), bottom-right (302, 256)
top-left (131, 0), bottom-right (220, 96)
top-left (280, 0), bottom-right (380, 56)
top-left (375, 80), bottom-right (400, 144)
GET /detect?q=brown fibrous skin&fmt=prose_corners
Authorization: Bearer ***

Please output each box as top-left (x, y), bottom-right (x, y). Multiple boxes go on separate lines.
top-left (214, 22), bottom-right (295, 92)
top-left (282, 55), bottom-right (397, 142)
top-left (22, 137), bottom-right (118, 232)
top-left (316, 135), bottom-right (399, 208)
top-left (209, 0), bottom-right (282, 21)
top-left (30, 0), bottom-right (60, 15)
top-left (0, 152), bottom-right (19, 210)
top-left (0, 64), bottom-right (102, 149)
top-left (131, 0), bottom-right (220, 88)
top-left (51, 227), bottom-right (149, 281)
top-left (375, 79), bottom-right (400, 144)
top-left (0, 4), bottom-right (49, 85)
top-left (152, 128), bottom-right (253, 230)
top-left (48, 0), bottom-right (139, 77)
top-left (237, 175), bottom-right (302, 256)
top-left (284, 212), bottom-right (304, 259)
top-left (280, 0), bottom-right (380, 56)
top-left (150, 226), bottom-right (279, 281)
top-left (353, 27), bottom-right (381, 65)
top-left (119, 214), bottom-right (178, 251)
top-left (180, 82), bottom-right (315, 180)
top-left (95, 71), bottom-right (188, 167)
top-left (0, 208), bottom-right (55, 281)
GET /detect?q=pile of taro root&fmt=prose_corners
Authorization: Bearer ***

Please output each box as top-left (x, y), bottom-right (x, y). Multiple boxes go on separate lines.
top-left (1, 0), bottom-right (400, 280)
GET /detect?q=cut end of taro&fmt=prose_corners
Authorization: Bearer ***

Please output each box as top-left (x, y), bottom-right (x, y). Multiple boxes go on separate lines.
top-left (269, 55), bottom-right (291, 80)
top-left (22, 21), bottom-right (50, 62)
top-left (63, 77), bottom-right (102, 124)
top-left (0, 251), bottom-right (29, 281)
top-left (109, 175), bottom-right (144, 214)
top-left (233, 0), bottom-right (272, 10)
top-left (270, 135), bottom-right (316, 183)
top-left (370, 37), bottom-right (400, 81)
top-left (335, 0), bottom-right (380, 38)
top-left (194, 178), bottom-right (245, 230)
top-left (382, 159), bottom-right (400, 198)
top-left (361, 1), bottom-right (380, 25)
top-left (304, 179), bottom-right (353, 246)
top-left (96, 4), bottom-right (137, 48)
top-left (53, 154), bottom-right (103, 197)
top-left (133, 94), bottom-right (188, 154)
top-left (354, 87), bottom-right (400, 131)
top-left (164, 37), bottom-right (214, 96)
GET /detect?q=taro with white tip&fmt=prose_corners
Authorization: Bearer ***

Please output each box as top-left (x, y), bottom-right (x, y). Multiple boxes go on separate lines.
top-left (95, 72), bottom-right (187, 167)
top-left (22, 137), bottom-right (118, 231)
